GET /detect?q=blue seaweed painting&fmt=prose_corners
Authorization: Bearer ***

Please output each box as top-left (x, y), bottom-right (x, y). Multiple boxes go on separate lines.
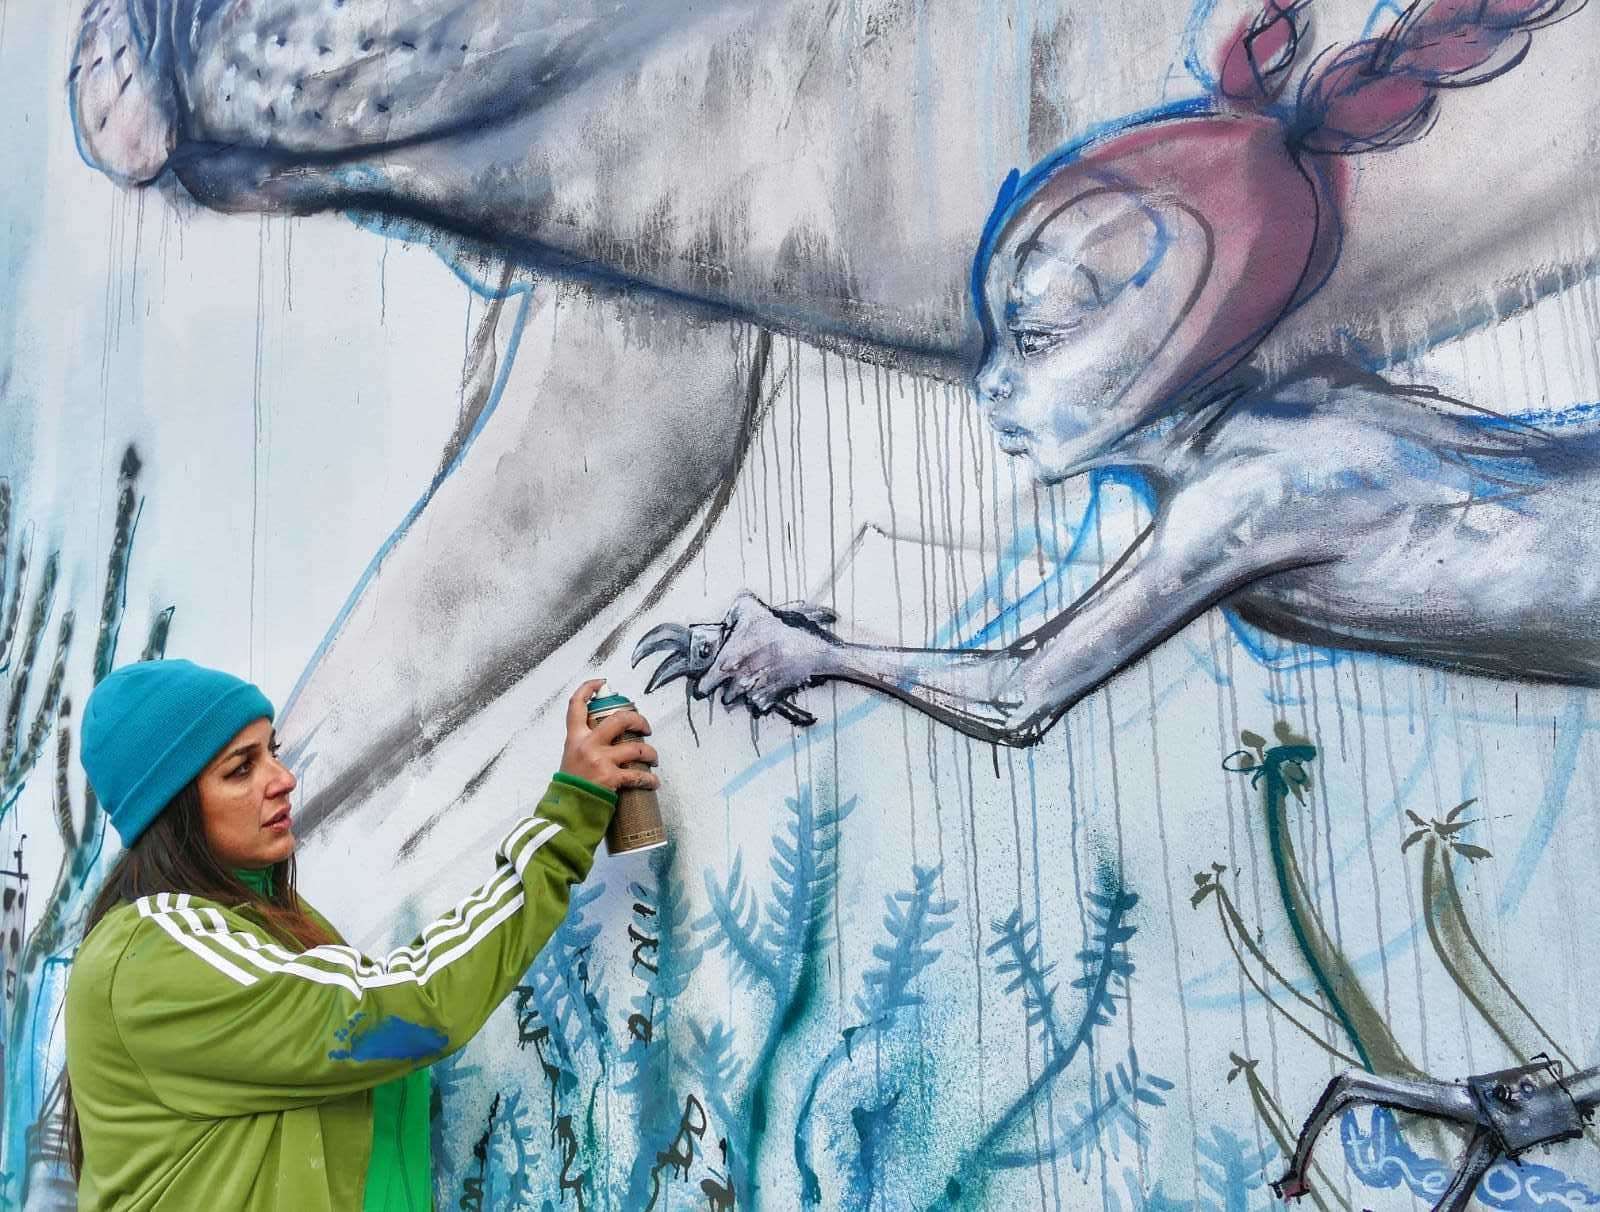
top-left (618, 842), bottom-right (706, 1209)
top-left (0, 448), bottom-right (166, 1206)
top-left (926, 866), bottom-right (1159, 1210)
top-left (1108, 1128), bottom-right (1276, 1212)
top-left (1196, 1127), bottom-right (1277, 1212)
top-left (695, 784), bottom-right (854, 1205)
top-left (793, 861), bottom-right (957, 1208)
top-left (518, 879), bottom-right (611, 1209)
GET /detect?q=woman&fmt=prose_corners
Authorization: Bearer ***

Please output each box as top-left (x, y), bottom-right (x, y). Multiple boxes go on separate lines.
top-left (63, 658), bottom-right (657, 1211)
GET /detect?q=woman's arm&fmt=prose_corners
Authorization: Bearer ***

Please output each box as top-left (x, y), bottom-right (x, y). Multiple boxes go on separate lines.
top-left (110, 774), bottom-right (613, 1117)
top-left (107, 683), bottom-right (653, 1118)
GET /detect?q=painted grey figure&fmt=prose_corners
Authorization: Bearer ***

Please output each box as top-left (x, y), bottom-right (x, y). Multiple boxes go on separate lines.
top-left (67, 0), bottom-right (1600, 367)
top-left (640, 358), bottom-right (1600, 743)
top-left (636, 0), bottom-right (1600, 741)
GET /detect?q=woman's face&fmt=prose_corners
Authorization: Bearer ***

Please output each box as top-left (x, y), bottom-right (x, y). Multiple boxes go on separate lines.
top-left (974, 185), bottom-right (1212, 483)
top-left (195, 718), bottom-right (298, 870)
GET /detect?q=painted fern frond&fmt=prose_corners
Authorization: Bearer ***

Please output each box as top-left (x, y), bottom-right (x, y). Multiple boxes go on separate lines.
top-left (696, 851), bottom-right (778, 990)
top-left (0, 551), bottom-right (59, 780)
top-left (619, 848), bottom-right (708, 1210)
top-left (1, 608), bottom-right (72, 802)
top-left (1197, 1125), bottom-right (1275, 1212)
top-left (482, 1087), bottom-right (539, 1209)
top-left (0, 509), bottom-right (22, 675)
top-left (991, 1048), bottom-right (1173, 1171)
top-left (796, 863), bottom-right (957, 1206)
top-left (989, 907), bottom-right (1065, 1056)
top-left (91, 448), bottom-right (142, 683)
top-left (51, 701), bottom-right (74, 853)
top-left (684, 1017), bottom-right (745, 1191)
top-left (855, 862), bottom-right (957, 1024)
top-left (1071, 885), bottom-right (1138, 1040)
top-left (923, 865), bottom-right (1141, 1210)
top-left (759, 788), bottom-right (854, 989)
top-left (427, 1046), bottom-right (485, 1199)
top-left (0, 481), bottom-right (10, 665)
top-left (628, 844), bottom-right (705, 1007)
top-left (140, 606), bottom-right (174, 664)
top-left (686, 1018), bottom-right (745, 1124)
top-left (528, 881), bottom-right (610, 1063)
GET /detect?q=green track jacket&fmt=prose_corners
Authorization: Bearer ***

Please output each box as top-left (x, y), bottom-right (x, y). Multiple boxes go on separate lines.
top-left (65, 775), bottom-right (614, 1211)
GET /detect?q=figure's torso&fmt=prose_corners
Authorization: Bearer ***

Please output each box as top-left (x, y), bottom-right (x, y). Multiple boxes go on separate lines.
top-left (1171, 371), bottom-right (1600, 682)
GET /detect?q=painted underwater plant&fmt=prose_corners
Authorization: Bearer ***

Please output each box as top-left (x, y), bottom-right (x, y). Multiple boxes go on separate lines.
top-left (1206, 726), bottom-right (1600, 1211)
top-left (1220, 724), bottom-right (1412, 1077)
top-left (925, 874), bottom-right (1161, 1211)
top-left (793, 861), bottom-right (956, 1207)
top-left (0, 447), bottom-right (173, 1205)
top-left (426, 781), bottom-right (1179, 1210)
top-left (1406, 800), bottom-right (1575, 1070)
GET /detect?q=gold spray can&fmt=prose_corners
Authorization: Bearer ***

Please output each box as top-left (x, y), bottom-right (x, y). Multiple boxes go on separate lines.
top-left (586, 690), bottom-right (668, 856)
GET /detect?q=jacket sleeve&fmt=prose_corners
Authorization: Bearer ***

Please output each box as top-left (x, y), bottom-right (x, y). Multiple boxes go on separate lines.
top-left (111, 776), bottom-right (614, 1117)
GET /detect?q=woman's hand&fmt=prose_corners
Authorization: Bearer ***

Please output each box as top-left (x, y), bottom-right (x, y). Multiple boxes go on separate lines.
top-left (560, 679), bottom-right (661, 791)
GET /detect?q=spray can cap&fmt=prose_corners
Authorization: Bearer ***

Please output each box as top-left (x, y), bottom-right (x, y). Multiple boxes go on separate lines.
top-left (587, 691), bottom-right (634, 715)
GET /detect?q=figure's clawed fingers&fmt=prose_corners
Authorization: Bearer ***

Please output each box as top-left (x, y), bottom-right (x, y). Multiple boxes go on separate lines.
top-left (633, 623), bottom-right (694, 692)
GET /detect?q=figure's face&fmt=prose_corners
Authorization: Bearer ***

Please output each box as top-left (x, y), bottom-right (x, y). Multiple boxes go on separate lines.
top-left (196, 718), bottom-right (298, 870)
top-left (974, 185), bottom-right (1212, 483)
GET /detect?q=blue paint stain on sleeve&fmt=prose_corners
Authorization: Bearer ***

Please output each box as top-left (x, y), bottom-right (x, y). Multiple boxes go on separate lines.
top-left (329, 1012), bottom-right (449, 1062)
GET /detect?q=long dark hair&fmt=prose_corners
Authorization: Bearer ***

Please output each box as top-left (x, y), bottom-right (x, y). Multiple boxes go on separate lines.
top-left (64, 780), bottom-right (335, 1181)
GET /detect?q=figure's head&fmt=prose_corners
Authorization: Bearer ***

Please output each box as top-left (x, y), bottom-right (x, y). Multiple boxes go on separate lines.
top-left (82, 658), bottom-right (294, 868)
top-left (971, 0), bottom-right (1580, 482)
top-left (973, 112), bottom-right (1333, 482)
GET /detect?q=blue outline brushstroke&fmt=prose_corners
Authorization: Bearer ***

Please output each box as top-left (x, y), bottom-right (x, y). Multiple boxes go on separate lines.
top-left (279, 227), bottom-right (535, 723)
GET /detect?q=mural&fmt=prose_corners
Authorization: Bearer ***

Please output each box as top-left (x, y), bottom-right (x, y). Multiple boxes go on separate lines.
top-left (4, 0), bottom-right (1600, 1208)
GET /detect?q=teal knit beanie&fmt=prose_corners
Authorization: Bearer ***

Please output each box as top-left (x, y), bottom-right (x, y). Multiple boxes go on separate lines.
top-left (81, 659), bottom-right (275, 847)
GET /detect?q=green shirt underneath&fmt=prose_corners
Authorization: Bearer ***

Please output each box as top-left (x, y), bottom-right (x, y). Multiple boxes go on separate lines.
top-left (363, 1070), bottom-right (432, 1211)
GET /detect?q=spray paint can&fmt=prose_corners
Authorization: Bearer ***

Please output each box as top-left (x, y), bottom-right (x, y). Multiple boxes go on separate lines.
top-left (586, 690), bottom-right (668, 856)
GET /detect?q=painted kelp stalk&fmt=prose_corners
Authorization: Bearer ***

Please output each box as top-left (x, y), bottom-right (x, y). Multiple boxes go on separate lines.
top-left (639, 0), bottom-right (1600, 747)
top-left (1219, 723), bottom-right (1414, 1079)
top-left (0, 447), bottom-right (173, 1203)
top-left (1405, 800), bottom-right (1575, 1070)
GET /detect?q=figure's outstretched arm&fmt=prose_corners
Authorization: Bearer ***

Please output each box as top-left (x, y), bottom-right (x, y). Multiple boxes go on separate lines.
top-left (639, 477), bottom-right (1323, 745)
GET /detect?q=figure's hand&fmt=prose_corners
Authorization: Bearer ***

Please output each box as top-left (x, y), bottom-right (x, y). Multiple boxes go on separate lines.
top-left (560, 680), bottom-right (660, 792)
top-left (694, 592), bottom-right (835, 724)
